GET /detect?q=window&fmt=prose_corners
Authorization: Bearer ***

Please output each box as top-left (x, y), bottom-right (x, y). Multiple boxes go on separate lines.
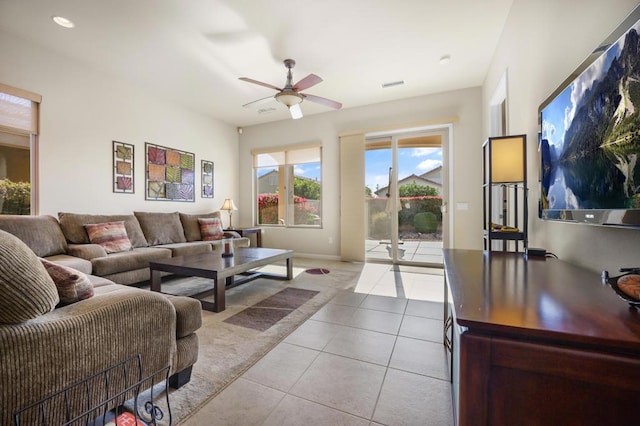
top-left (254, 145), bottom-right (322, 227)
top-left (0, 83), bottom-right (41, 215)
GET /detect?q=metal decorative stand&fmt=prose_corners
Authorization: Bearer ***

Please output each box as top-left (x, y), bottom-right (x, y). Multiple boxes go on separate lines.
top-left (14, 354), bottom-right (171, 426)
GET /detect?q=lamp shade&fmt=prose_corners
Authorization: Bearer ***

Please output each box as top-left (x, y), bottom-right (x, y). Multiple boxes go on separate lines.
top-left (490, 135), bottom-right (526, 183)
top-left (275, 92), bottom-right (303, 106)
top-left (220, 198), bottom-right (237, 211)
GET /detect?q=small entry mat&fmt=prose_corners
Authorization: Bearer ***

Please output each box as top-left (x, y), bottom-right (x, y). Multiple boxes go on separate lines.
top-left (223, 287), bottom-right (319, 332)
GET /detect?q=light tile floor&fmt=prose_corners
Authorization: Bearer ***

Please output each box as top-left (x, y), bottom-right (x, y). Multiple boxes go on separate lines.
top-left (183, 261), bottom-right (453, 426)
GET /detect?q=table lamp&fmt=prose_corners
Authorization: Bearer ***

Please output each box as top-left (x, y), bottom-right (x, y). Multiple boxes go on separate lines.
top-left (220, 198), bottom-right (238, 229)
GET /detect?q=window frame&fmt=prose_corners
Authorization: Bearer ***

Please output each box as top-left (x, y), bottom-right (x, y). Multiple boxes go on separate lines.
top-left (253, 144), bottom-right (322, 228)
top-left (0, 83), bottom-right (41, 215)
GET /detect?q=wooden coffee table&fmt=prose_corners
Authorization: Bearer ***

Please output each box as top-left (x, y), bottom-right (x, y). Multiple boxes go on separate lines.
top-left (149, 247), bottom-right (293, 312)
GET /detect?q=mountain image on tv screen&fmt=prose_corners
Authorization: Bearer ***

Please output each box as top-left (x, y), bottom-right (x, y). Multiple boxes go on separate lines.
top-left (540, 18), bottom-right (640, 213)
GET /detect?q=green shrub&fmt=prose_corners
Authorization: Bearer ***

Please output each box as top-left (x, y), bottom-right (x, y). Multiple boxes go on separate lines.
top-left (414, 212), bottom-right (438, 234)
top-left (0, 179), bottom-right (30, 215)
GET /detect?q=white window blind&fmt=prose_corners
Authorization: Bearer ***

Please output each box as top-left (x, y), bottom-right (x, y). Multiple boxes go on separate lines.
top-left (0, 84), bottom-right (40, 135)
top-left (253, 145), bottom-right (321, 167)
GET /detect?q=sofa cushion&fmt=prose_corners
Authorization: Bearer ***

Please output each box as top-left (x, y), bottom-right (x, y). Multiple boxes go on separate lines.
top-left (84, 221), bottom-right (133, 253)
top-left (134, 211), bottom-right (186, 245)
top-left (179, 212), bottom-right (221, 241)
top-left (44, 254), bottom-right (93, 275)
top-left (198, 217), bottom-right (225, 241)
top-left (0, 214), bottom-right (67, 257)
top-left (90, 247), bottom-right (172, 277)
top-left (161, 294), bottom-right (203, 338)
top-left (40, 258), bottom-right (94, 306)
top-left (58, 213), bottom-right (149, 248)
top-left (155, 241), bottom-right (213, 257)
top-left (0, 230), bottom-right (59, 324)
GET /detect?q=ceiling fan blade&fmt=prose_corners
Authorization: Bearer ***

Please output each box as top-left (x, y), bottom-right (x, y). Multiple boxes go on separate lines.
top-left (289, 103), bottom-right (303, 119)
top-left (239, 77), bottom-right (282, 91)
top-left (302, 93), bottom-right (342, 110)
top-left (242, 95), bottom-right (276, 108)
top-left (293, 74), bottom-right (322, 91)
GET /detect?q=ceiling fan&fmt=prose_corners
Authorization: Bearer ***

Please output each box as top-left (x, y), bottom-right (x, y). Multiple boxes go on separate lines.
top-left (239, 59), bottom-right (342, 119)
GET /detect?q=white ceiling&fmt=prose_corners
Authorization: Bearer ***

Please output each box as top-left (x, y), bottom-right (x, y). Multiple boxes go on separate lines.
top-left (0, 0), bottom-right (513, 127)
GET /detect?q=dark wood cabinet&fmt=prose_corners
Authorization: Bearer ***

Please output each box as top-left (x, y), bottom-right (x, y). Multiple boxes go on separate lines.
top-left (444, 249), bottom-right (640, 426)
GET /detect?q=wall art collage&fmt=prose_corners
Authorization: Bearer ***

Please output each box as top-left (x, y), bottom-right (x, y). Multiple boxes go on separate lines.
top-left (112, 140), bottom-right (214, 202)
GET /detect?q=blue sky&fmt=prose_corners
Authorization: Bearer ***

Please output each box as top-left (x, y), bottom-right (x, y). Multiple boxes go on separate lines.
top-left (256, 147), bottom-right (443, 193)
top-left (365, 147), bottom-right (442, 193)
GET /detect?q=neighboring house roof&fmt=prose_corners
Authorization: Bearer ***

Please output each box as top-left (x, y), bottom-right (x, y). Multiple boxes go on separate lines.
top-left (419, 165), bottom-right (443, 184)
top-left (374, 173), bottom-right (441, 197)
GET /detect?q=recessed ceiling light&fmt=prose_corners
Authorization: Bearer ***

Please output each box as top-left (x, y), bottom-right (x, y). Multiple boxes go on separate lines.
top-left (439, 55), bottom-right (451, 65)
top-left (382, 80), bottom-right (405, 88)
top-left (52, 16), bottom-right (75, 29)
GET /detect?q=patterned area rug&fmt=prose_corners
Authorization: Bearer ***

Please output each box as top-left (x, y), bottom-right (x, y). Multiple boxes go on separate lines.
top-left (136, 264), bottom-right (360, 425)
top-left (223, 288), bottom-right (320, 332)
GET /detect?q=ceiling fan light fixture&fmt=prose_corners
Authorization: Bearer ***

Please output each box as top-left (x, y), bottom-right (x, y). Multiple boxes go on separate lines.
top-left (289, 104), bottom-right (303, 119)
top-left (275, 91), bottom-right (303, 107)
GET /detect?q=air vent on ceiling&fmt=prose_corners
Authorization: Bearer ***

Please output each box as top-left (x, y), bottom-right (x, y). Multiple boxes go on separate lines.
top-left (382, 80), bottom-right (405, 88)
top-left (257, 107), bottom-right (277, 114)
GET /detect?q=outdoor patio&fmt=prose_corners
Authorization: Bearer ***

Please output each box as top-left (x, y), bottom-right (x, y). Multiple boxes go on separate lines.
top-left (365, 239), bottom-right (443, 264)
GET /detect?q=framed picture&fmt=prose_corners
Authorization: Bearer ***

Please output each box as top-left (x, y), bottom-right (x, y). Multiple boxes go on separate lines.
top-left (201, 160), bottom-right (214, 198)
top-left (145, 142), bottom-right (195, 202)
top-left (113, 141), bottom-right (134, 193)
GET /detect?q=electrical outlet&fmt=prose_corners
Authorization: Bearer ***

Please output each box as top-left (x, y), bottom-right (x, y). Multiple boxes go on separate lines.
top-left (328, 237), bottom-right (333, 244)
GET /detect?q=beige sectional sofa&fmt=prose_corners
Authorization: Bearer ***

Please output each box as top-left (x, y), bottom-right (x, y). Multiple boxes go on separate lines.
top-left (0, 211), bottom-right (250, 285)
top-left (0, 211), bottom-right (246, 423)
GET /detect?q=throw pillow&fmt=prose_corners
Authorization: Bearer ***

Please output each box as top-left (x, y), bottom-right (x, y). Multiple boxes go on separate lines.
top-left (179, 212), bottom-right (221, 241)
top-left (40, 258), bottom-right (94, 306)
top-left (198, 217), bottom-right (225, 241)
top-left (0, 229), bottom-right (59, 324)
top-left (58, 213), bottom-right (149, 248)
top-left (84, 221), bottom-right (133, 254)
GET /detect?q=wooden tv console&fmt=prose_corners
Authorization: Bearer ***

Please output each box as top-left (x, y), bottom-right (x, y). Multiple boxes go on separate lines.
top-left (443, 249), bottom-right (640, 426)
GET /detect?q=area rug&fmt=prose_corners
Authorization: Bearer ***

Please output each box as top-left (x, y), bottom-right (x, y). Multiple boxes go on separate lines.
top-left (136, 264), bottom-right (360, 425)
top-left (223, 287), bottom-right (320, 332)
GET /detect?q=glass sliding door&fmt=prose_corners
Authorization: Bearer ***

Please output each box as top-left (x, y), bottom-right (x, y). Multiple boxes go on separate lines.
top-left (365, 131), bottom-right (444, 266)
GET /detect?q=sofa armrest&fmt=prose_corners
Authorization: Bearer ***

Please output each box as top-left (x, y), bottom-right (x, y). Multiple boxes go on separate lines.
top-left (0, 287), bottom-right (176, 424)
top-left (67, 243), bottom-right (108, 260)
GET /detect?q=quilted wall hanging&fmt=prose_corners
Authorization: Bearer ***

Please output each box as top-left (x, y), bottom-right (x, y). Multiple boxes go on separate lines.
top-left (145, 142), bottom-right (195, 202)
top-left (113, 141), bottom-right (134, 194)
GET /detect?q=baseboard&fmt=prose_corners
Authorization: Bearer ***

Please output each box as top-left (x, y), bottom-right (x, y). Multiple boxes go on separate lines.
top-left (292, 252), bottom-right (342, 261)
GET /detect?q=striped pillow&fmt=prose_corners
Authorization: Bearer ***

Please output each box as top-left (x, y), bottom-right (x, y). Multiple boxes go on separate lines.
top-left (198, 217), bottom-right (224, 241)
top-left (84, 221), bottom-right (132, 253)
top-left (40, 258), bottom-right (94, 306)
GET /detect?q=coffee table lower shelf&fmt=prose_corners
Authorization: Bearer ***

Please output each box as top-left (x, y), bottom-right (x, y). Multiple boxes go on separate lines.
top-left (149, 248), bottom-right (293, 313)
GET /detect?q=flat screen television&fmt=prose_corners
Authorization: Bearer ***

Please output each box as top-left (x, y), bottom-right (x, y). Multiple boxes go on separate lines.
top-left (539, 7), bottom-right (640, 228)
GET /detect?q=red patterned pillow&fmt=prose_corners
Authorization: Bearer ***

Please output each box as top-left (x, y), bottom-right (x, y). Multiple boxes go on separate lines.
top-left (84, 221), bottom-right (132, 253)
top-left (198, 217), bottom-right (225, 241)
top-left (40, 258), bottom-right (94, 306)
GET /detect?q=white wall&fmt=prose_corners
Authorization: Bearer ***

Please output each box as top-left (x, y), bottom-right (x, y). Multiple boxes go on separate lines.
top-left (0, 29), bottom-right (238, 217)
top-left (239, 87), bottom-right (483, 257)
top-left (484, 0), bottom-right (640, 272)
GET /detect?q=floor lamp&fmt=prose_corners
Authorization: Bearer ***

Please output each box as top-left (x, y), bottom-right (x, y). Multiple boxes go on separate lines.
top-left (489, 135), bottom-right (527, 251)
